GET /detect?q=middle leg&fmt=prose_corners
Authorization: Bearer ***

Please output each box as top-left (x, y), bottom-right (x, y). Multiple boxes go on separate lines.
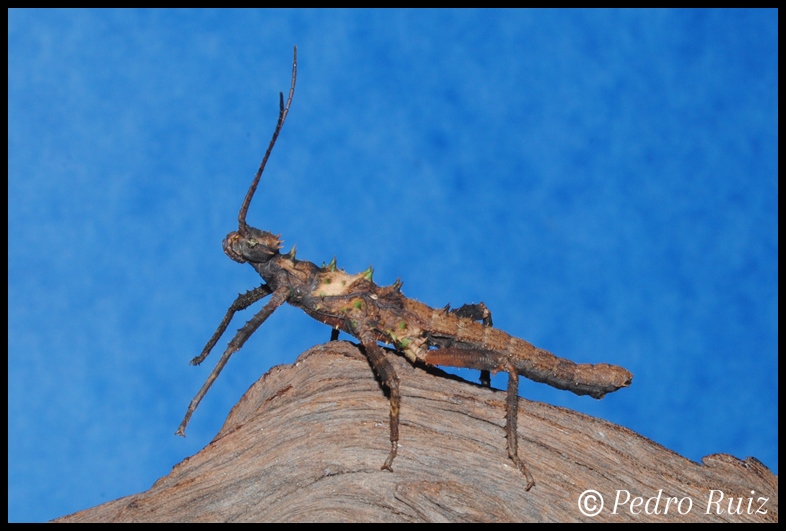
top-left (356, 329), bottom-right (401, 471)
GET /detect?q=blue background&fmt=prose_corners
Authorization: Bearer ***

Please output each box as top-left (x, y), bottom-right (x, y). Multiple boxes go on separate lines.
top-left (8, 9), bottom-right (777, 522)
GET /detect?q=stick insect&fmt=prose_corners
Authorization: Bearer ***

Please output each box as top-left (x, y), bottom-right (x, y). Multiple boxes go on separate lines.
top-left (176, 46), bottom-right (633, 490)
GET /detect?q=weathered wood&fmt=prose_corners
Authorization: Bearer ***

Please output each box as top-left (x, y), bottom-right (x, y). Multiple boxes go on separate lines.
top-left (53, 341), bottom-right (777, 522)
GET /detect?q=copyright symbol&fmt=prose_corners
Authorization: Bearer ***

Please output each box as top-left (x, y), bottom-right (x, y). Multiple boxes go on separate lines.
top-left (578, 490), bottom-right (604, 516)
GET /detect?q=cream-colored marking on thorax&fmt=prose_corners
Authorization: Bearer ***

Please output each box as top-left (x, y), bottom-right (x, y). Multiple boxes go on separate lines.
top-left (314, 270), bottom-right (364, 297)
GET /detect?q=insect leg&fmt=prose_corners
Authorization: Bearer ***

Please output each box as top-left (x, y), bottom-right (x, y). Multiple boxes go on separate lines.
top-left (451, 302), bottom-right (493, 327)
top-left (451, 302), bottom-right (494, 386)
top-left (422, 347), bottom-right (535, 488)
top-left (190, 284), bottom-right (273, 366)
top-left (356, 330), bottom-right (400, 471)
top-left (505, 370), bottom-right (536, 490)
top-left (423, 346), bottom-right (505, 373)
top-left (176, 287), bottom-right (289, 437)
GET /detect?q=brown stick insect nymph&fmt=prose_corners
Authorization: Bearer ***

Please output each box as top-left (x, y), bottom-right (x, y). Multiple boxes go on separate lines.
top-left (176, 46), bottom-right (633, 490)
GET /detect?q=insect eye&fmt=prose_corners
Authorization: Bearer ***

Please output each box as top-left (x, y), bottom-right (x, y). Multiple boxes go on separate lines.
top-left (222, 232), bottom-right (247, 264)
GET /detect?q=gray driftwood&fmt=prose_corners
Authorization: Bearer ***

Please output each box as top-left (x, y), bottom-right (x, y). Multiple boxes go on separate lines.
top-left (53, 341), bottom-right (777, 522)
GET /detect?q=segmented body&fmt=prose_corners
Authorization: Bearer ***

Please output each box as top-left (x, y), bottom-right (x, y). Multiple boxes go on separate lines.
top-left (257, 249), bottom-right (632, 401)
top-left (178, 47), bottom-right (632, 491)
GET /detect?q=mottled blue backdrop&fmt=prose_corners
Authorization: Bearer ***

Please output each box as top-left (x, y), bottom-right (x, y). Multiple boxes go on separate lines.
top-left (9, 9), bottom-right (777, 522)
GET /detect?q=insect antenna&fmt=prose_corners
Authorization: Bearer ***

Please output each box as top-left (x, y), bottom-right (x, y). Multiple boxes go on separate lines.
top-left (237, 45), bottom-right (298, 235)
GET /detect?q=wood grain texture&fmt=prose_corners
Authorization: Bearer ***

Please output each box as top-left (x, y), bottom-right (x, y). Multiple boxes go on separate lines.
top-left (53, 341), bottom-right (777, 522)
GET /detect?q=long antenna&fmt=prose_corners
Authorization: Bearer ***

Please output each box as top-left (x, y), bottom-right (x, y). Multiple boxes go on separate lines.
top-left (238, 45), bottom-right (297, 233)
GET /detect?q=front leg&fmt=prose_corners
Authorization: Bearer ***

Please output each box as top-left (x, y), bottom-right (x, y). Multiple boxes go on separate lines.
top-left (355, 328), bottom-right (401, 471)
top-left (177, 287), bottom-right (289, 436)
top-left (190, 284), bottom-right (273, 366)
